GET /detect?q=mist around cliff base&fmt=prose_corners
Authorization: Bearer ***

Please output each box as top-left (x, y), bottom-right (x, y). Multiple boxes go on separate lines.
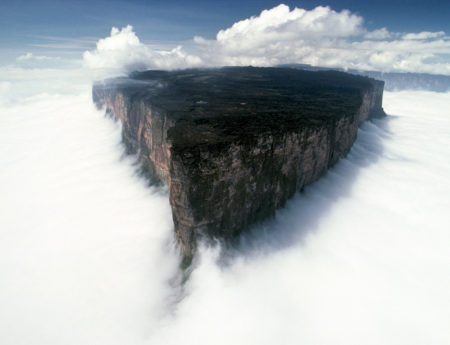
top-left (0, 78), bottom-right (449, 345)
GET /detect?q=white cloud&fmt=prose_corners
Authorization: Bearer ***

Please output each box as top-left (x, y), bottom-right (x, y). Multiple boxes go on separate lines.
top-left (16, 52), bottom-right (33, 61)
top-left (83, 25), bottom-right (202, 76)
top-left (403, 31), bottom-right (446, 40)
top-left (0, 89), bottom-right (179, 345)
top-left (2, 84), bottom-right (450, 345)
top-left (13, 52), bottom-right (72, 72)
top-left (2, 5), bottom-right (450, 343)
top-left (16, 52), bottom-right (60, 61)
top-left (83, 5), bottom-right (450, 77)
top-left (216, 4), bottom-right (363, 44)
top-left (365, 27), bottom-right (391, 40)
top-left (199, 4), bottom-right (450, 74)
top-left (0, 81), bottom-right (12, 106)
top-left (0, 81), bottom-right (11, 91)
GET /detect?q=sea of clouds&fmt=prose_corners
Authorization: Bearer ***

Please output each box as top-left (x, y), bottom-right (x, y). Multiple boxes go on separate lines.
top-left (1, 4), bottom-right (449, 345)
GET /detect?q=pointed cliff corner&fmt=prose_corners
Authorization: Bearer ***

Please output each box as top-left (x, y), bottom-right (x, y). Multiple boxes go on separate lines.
top-left (93, 67), bottom-right (385, 258)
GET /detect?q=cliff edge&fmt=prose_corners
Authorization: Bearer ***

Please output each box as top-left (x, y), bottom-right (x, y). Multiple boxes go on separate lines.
top-left (93, 67), bottom-right (385, 257)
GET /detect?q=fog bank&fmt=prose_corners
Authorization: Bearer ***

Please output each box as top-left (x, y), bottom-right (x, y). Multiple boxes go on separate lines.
top-left (0, 83), bottom-right (449, 344)
top-left (149, 90), bottom-right (450, 345)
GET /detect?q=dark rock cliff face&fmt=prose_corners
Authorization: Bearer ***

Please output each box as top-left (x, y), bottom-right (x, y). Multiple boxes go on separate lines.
top-left (93, 67), bottom-right (385, 257)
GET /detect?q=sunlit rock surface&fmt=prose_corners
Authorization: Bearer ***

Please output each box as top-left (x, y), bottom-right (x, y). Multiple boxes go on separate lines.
top-left (93, 67), bottom-right (385, 257)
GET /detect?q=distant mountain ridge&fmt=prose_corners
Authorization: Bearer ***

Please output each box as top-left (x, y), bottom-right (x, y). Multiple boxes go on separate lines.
top-left (279, 64), bottom-right (450, 92)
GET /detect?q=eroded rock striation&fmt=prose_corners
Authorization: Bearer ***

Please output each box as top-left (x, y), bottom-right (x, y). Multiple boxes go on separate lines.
top-left (93, 67), bottom-right (385, 257)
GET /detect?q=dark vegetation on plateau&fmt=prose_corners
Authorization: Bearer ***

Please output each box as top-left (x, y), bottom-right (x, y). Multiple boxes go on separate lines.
top-left (121, 67), bottom-right (372, 148)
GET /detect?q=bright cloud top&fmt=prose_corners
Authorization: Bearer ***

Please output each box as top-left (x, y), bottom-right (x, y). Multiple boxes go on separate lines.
top-left (83, 25), bottom-right (202, 75)
top-left (83, 4), bottom-right (450, 76)
top-left (216, 5), bottom-right (363, 45)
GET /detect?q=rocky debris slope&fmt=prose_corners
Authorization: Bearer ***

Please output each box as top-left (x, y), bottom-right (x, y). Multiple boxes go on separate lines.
top-left (93, 67), bottom-right (385, 257)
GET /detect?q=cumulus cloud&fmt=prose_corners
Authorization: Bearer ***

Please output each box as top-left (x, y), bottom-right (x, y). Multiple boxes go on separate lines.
top-left (217, 5), bottom-right (363, 41)
top-left (83, 25), bottom-right (202, 76)
top-left (197, 4), bottom-right (450, 73)
top-left (83, 4), bottom-right (450, 76)
top-left (202, 4), bottom-right (364, 66)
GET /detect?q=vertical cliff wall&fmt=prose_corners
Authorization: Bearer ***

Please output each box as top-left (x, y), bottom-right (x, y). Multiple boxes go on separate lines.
top-left (93, 81), bottom-right (174, 183)
top-left (93, 67), bottom-right (385, 257)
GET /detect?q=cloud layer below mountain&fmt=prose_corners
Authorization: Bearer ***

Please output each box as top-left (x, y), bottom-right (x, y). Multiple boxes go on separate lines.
top-left (1, 85), bottom-right (449, 345)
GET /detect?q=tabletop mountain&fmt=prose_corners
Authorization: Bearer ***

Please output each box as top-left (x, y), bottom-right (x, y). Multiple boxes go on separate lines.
top-left (93, 67), bottom-right (385, 258)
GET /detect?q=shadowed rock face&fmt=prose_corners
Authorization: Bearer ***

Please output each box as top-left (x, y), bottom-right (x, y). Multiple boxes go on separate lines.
top-left (93, 67), bottom-right (385, 257)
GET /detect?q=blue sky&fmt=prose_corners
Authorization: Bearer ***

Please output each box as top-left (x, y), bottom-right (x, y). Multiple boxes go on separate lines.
top-left (1, 0), bottom-right (449, 45)
top-left (1, 0), bottom-right (449, 74)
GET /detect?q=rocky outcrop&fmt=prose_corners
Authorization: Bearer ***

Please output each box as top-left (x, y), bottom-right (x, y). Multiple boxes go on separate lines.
top-left (93, 67), bottom-right (385, 257)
